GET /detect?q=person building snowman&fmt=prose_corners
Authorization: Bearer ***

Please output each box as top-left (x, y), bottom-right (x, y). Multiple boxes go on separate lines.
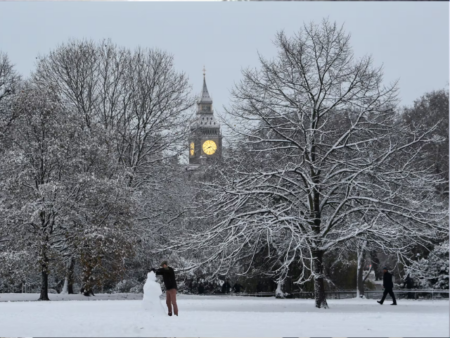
top-left (151, 261), bottom-right (178, 316)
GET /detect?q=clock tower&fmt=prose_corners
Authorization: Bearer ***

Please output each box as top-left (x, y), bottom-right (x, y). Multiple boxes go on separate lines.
top-left (188, 70), bottom-right (222, 167)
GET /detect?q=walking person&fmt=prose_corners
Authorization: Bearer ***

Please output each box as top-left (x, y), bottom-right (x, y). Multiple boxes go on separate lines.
top-left (152, 261), bottom-right (178, 316)
top-left (233, 282), bottom-right (243, 293)
top-left (402, 274), bottom-right (414, 299)
top-left (377, 267), bottom-right (397, 306)
top-left (198, 283), bottom-right (205, 295)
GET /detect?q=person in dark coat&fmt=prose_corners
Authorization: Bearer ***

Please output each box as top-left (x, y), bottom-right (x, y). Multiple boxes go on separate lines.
top-left (233, 282), bottom-right (243, 293)
top-left (403, 274), bottom-right (414, 289)
top-left (222, 280), bottom-right (231, 294)
top-left (377, 267), bottom-right (397, 305)
top-left (198, 283), bottom-right (205, 295)
top-left (403, 274), bottom-right (414, 299)
top-left (152, 261), bottom-right (179, 316)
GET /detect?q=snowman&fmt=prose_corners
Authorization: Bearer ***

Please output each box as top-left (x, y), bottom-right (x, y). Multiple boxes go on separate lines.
top-left (143, 271), bottom-right (165, 315)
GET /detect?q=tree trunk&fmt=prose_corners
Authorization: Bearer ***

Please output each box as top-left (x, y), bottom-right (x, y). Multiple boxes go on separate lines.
top-left (313, 249), bottom-right (328, 309)
top-left (61, 277), bottom-right (69, 294)
top-left (68, 282), bottom-right (74, 294)
top-left (356, 249), bottom-right (365, 298)
top-left (275, 279), bottom-right (284, 298)
top-left (67, 257), bottom-right (75, 294)
top-left (38, 264), bottom-right (50, 301)
top-left (61, 259), bottom-right (74, 295)
top-left (81, 256), bottom-right (95, 297)
top-left (38, 211), bottom-right (52, 301)
top-left (370, 250), bottom-right (382, 281)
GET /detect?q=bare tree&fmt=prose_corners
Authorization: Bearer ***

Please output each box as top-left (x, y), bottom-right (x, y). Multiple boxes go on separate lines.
top-left (401, 89), bottom-right (449, 195)
top-left (0, 52), bottom-right (21, 142)
top-left (33, 40), bottom-right (195, 188)
top-left (176, 21), bottom-right (448, 309)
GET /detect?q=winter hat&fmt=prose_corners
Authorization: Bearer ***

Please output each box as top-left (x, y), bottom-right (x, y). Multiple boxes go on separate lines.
top-left (382, 267), bottom-right (389, 270)
top-left (161, 260), bottom-right (168, 267)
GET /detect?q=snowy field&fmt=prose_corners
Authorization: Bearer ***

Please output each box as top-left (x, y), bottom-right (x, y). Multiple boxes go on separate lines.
top-left (0, 293), bottom-right (448, 337)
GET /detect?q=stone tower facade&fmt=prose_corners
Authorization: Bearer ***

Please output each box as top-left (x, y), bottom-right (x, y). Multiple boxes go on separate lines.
top-left (188, 72), bottom-right (222, 167)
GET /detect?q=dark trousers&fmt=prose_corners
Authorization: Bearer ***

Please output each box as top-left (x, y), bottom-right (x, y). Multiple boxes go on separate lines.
top-left (380, 288), bottom-right (397, 304)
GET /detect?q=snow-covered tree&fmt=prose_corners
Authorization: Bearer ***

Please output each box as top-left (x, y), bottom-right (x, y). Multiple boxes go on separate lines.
top-left (0, 84), bottom-right (70, 300)
top-left (23, 40), bottom-right (196, 294)
top-left (1, 78), bottom-right (138, 299)
top-left (33, 40), bottom-right (194, 187)
top-left (175, 20), bottom-right (448, 308)
top-left (401, 89), bottom-right (449, 195)
top-left (407, 241), bottom-right (449, 289)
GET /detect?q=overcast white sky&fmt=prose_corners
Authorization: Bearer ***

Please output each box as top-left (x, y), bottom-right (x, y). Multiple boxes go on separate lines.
top-left (0, 2), bottom-right (448, 113)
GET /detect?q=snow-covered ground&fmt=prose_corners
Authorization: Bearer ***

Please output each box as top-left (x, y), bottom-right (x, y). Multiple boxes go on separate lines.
top-left (0, 294), bottom-right (447, 337)
top-left (0, 292), bottom-right (144, 302)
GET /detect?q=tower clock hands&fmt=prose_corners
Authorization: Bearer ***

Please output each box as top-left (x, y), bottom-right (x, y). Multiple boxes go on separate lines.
top-left (202, 140), bottom-right (217, 155)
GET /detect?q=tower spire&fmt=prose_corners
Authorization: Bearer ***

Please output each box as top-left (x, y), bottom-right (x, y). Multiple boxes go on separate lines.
top-left (199, 67), bottom-right (212, 104)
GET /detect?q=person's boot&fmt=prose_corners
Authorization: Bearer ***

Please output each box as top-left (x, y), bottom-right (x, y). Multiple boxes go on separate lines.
top-left (168, 312), bottom-right (172, 316)
top-left (377, 301), bottom-right (383, 305)
top-left (391, 303), bottom-right (397, 305)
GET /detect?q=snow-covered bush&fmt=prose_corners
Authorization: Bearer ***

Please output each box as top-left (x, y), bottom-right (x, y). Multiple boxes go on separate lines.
top-left (129, 285), bottom-right (143, 294)
top-left (114, 280), bottom-right (133, 293)
top-left (408, 241), bottom-right (449, 289)
top-left (0, 250), bottom-right (39, 292)
top-left (113, 279), bottom-right (142, 293)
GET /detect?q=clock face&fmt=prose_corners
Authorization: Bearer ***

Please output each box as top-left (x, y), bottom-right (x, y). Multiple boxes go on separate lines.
top-left (202, 140), bottom-right (217, 155)
top-left (190, 142), bottom-right (194, 156)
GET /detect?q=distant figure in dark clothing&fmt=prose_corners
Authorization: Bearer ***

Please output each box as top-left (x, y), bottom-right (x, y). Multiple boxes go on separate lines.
top-left (377, 267), bottom-right (397, 305)
top-left (233, 283), bottom-right (243, 293)
top-left (403, 274), bottom-right (414, 289)
top-left (222, 280), bottom-right (231, 294)
top-left (198, 283), bottom-right (205, 295)
top-left (152, 261), bottom-right (178, 316)
top-left (403, 274), bottom-right (414, 299)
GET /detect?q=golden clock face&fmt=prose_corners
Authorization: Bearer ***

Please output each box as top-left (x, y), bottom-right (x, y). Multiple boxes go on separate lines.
top-left (190, 142), bottom-right (194, 156)
top-left (202, 140), bottom-right (217, 155)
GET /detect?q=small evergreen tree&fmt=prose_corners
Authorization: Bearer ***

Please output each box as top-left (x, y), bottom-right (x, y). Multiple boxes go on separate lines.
top-left (408, 241), bottom-right (449, 289)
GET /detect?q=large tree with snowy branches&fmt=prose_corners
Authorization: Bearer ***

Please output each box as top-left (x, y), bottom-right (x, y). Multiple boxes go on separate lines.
top-left (175, 20), bottom-right (448, 308)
